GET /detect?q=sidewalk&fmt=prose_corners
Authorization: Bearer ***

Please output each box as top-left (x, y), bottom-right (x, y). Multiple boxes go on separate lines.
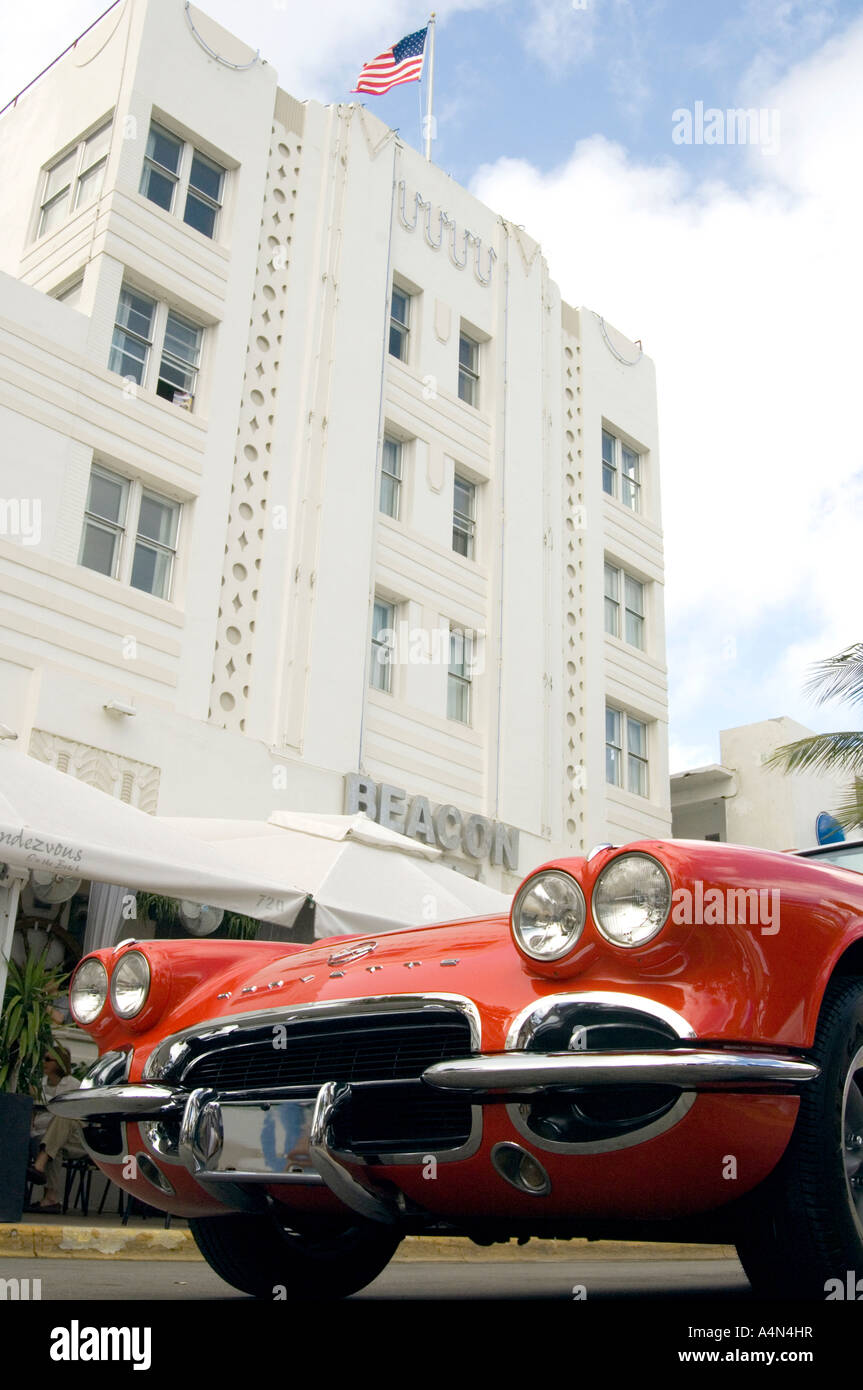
top-left (0, 1210), bottom-right (738, 1262)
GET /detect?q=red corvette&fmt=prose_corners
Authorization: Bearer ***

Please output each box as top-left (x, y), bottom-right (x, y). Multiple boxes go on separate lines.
top-left (52, 838), bottom-right (863, 1299)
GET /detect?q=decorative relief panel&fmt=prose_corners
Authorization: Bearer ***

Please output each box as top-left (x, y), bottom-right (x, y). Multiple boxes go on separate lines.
top-left (561, 332), bottom-right (585, 849)
top-left (29, 729), bottom-right (161, 813)
top-left (209, 123), bottom-right (304, 732)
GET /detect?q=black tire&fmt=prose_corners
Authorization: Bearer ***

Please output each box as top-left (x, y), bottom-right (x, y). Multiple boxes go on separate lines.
top-left (735, 976), bottom-right (863, 1298)
top-left (189, 1210), bottom-right (402, 1300)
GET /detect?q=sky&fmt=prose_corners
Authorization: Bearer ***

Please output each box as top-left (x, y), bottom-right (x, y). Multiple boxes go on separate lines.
top-left (3, 0), bottom-right (863, 773)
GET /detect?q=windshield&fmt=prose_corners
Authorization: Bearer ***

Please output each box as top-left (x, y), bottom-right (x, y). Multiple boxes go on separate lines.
top-left (799, 845), bottom-right (863, 874)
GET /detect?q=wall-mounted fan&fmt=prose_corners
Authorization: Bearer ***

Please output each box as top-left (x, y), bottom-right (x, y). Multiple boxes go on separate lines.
top-left (179, 900), bottom-right (224, 937)
top-left (29, 870), bottom-right (82, 905)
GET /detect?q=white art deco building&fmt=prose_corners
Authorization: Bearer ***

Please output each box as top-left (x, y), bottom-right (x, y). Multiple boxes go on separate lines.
top-left (0, 0), bottom-right (671, 892)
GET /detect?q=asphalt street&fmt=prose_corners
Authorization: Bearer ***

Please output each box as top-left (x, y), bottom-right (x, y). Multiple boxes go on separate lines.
top-left (2, 1256), bottom-right (753, 1299)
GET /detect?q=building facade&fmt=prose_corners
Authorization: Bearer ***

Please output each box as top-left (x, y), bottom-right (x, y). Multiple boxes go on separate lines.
top-left (0, 0), bottom-right (670, 893)
top-left (671, 717), bottom-right (849, 852)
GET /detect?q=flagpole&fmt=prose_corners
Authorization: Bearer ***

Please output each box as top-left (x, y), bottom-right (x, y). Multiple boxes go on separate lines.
top-left (424, 12), bottom-right (436, 162)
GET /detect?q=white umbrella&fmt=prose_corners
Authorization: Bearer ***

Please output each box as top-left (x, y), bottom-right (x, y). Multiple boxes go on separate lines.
top-left (162, 810), bottom-right (513, 937)
top-left (0, 749), bottom-right (308, 990)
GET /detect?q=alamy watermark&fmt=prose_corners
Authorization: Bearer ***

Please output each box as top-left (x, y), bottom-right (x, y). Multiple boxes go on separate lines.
top-left (0, 497), bottom-right (41, 545)
top-left (672, 102), bottom-right (780, 152)
top-left (671, 882), bottom-right (779, 934)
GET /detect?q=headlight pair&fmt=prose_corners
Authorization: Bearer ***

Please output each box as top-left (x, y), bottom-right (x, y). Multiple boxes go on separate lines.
top-left (70, 950), bottom-right (151, 1024)
top-left (512, 853), bottom-right (672, 962)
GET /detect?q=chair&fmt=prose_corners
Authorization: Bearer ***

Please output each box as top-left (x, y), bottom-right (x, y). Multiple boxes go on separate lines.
top-left (61, 1154), bottom-right (95, 1216)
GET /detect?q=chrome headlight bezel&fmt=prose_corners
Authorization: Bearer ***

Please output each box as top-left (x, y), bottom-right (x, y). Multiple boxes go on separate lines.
top-left (70, 957), bottom-right (109, 1025)
top-left (592, 852), bottom-right (673, 948)
top-left (511, 870), bottom-right (588, 962)
top-left (110, 950), bottom-right (151, 1019)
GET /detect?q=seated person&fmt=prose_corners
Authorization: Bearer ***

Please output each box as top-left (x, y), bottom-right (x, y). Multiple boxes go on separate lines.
top-left (28, 1047), bottom-right (86, 1214)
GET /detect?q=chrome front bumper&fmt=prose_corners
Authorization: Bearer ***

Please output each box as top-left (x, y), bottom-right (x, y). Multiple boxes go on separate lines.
top-left (49, 1047), bottom-right (817, 1224)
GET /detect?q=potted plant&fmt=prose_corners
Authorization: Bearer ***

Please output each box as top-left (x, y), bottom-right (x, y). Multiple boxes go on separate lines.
top-left (0, 950), bottom-right (68, 1221)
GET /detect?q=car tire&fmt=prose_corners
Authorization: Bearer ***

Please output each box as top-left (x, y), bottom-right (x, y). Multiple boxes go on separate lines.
top-left (735, 975), bottom-right (863, 1298)
top-left (189, 1210), bottom-right (402, 1300)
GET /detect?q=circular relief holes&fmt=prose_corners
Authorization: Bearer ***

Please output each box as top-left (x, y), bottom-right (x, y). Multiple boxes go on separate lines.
top-left (278, 143), bottom-right (290, 156)
top-left (256, 336), bottom-right (270, 352)
top-left (244, 445), bottom-right (258, 461)
top-left (267, 235), bottom-right (280, 249)
top-left (566, 712), bottom-right (576, 726)
top-left (219, 692), bottom-right (235, 712)
top-left (564, 346), bottom-right (573, 358)
top-left (226, 627), bottom-right (242, 645)
top-left (567, 819), bottom-right (577, 835)
top-left (566, 473), bottom-right (575, 487)
top-left (250, 390), bottom-right (265, 406)
top-left (566, 661), bottom-right (576, 675)
top-left (273, 188), bottom-right (286, 203)
top-left (565, 517), bottom-right (574, 531)
top-left (262, 285), bottom-right (276, 300)
top-left (232, 564), bottom-right (247, 581)
top-left (238, 502), bottom-right (254, 520)
top-left (566, 612), bottom-right (575, 626)
top-left (566, 564), bottom-right (576, 578)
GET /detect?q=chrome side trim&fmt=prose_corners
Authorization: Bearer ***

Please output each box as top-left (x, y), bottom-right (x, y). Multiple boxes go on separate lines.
top-left (506, 991), bottom-right (696, 1051)
top-left (47, 1084), bottom-right (184, 1120)
top-left (143, 992), bottom-right (483, 1080)
top-left (424, 1050), bottom-right (819, 1093)
top-left (309, 1082), bottom-right (399, 1224)
top-left (502, 992), bottom-right (698, 1154)
top-left (506, 1093), bottom-right (697, 1155)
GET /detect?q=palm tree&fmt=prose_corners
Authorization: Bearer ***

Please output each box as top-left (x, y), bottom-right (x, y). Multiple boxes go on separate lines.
top-left (767, 641), bottom-right (863, 829)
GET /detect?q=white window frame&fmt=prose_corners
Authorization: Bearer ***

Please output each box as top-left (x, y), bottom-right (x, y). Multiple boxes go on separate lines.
top-left (380, 436), bottom-right (403, 520)
top-left (109, 284), bottom-right (204, 411)
top-left (602, 428), bottom-right (642, 513)
top-left (139, 120), bottom-right (226, 240)
top-left (389, 284), bottom-right (411, 363)
top-left (604, 561), bottom-right (645, 651)
top-left (453, 474), bottom-right (477, 559)
top-left (447, 625), bottom-right (474, 724)
top-left (78, 463), bottom-right (181, 601)
top-left (606, 705), bottom-right (649, 798)
top-left (370, 596), bottom-right (396, 694)
top-left (36, 119), bottom-right (113, 240)
top-left (458, 330), bottom-right (480, 407)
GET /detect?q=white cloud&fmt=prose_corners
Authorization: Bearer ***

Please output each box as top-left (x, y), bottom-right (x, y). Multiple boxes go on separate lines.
top-left (522, 0), bottom-right (600, 72)
top-left (471, 14), bottom-right (863, 744)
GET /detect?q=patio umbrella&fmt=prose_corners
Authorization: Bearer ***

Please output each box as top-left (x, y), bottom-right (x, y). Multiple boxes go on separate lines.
top-left (161, 810), bottom-right (513, 937)
top-left (0, 749), bottom-right (308, 990)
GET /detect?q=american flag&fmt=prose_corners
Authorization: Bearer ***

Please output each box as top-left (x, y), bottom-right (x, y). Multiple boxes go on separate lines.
top-left (353, 26), bottom-right (428, 96)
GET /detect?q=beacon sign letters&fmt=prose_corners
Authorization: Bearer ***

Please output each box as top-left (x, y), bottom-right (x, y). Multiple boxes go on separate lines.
top-left (345, 774), bottom-right (519, 871)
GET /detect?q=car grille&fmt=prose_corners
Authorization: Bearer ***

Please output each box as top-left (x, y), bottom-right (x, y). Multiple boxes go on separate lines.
top-left (180, 1010), bottom-right (475, 1155)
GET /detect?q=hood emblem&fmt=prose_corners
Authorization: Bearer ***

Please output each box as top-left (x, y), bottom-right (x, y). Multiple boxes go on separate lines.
top-left (328, 941), bottom-right (378, 966)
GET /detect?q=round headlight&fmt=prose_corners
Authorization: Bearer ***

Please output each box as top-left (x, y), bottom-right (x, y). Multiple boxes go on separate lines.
top-left (512, 871), bottom-right (586, 961)
top-left (70, 957), bottom-right (108, 1024)
top-left (593, 853), bottom-right (672, 947)
top-left (110, 950), bottom-right (151, 1019)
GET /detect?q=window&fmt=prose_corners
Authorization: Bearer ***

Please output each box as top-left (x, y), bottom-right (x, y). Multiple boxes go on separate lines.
top-left (37, 121), bottom-right (112, 238)
top-left (380, 437), bottom-right (403, 519)
top-left (606, 707), bottom-right (649, 797)
top-left (370, 597), bottom-right (396, 693)
top-left (79, 465), bottom-right (180, 600)
top-left (458, 332), bottom-right (479, 406)
top-left (109, 286), bottom-right (203, 409)
top-left (453, 475), bottom-right (476, 559)
top-left (389, 285), bottom-right (411, 362)
top-left (447, 627), bottom-right (473, 723)
top-left (140, 122), bottom-right (225, 239)
top-left (602, 428), bottom-right (642, 512)
top-left (604, 562), bottom-right (645, 650)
